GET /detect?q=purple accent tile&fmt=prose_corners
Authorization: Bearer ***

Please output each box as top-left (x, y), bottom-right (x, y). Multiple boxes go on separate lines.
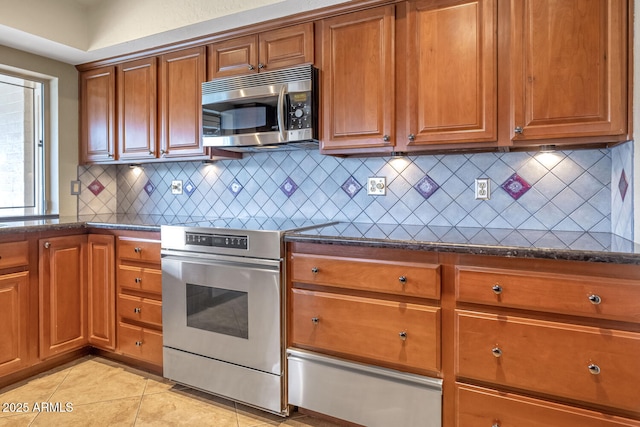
top-left (184, 180), bottom-right (196, 197)
top-left (280, 177), bottom-right (298, 197)
top-left (341, 176), bottom-right (362, 198)
top-left (414, 175), bottom-right (440, 199)
top-left (619, 169), bottom-right (629, 201)
top-left (87, 179), bottom-right (105, 196)
top-left (143, 180), bottom-right (155, 196)
top-left (501, 173), bottom-right (531, 200)
top-left (228, 179), bottom-right (243, 197)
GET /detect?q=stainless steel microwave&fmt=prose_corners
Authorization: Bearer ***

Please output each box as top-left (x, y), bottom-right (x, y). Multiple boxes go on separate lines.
top-left (202, 65), bottom-right (318, 152)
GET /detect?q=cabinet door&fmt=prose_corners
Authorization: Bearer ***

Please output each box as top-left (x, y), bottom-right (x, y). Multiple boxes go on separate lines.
top-left (159, 47), bottom-right (208, 159)
top-left (319, 6), bottom-right (395, 152)
top-left (258, 23), bottom-right (314, 71)
top-left (207, 35), bottom-right (258, 79)
top-left (401, 0), bottom-right (496, 149)
top-left (39, 235), bottom-right (87, 359)
top-left (87, 235), bottom-right (115, 350)
top-left (510, 0), bottom-right (627, 142)
top-left (117, 58), bottom-right (157, 161)
top-left (0, 271), bottom-right (30, 376)
top-left (80, 67), bottom-right (116, 164)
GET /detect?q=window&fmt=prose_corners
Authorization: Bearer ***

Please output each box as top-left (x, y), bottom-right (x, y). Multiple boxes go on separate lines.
top-left (0, 73), bottom-right (44, 218)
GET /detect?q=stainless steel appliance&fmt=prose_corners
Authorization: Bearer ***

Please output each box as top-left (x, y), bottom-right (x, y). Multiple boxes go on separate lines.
top-left (160, 217), bottom-right (332, 415)
top-left (201, 65), bottom-right (318, 152)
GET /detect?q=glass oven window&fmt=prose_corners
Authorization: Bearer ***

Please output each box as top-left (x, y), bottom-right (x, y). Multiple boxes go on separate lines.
top-left (186, 283), bottom-right (248, 339)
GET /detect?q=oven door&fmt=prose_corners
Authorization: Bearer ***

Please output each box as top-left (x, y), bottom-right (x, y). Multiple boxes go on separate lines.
top-left (161, 252), bottom-right (282, 375)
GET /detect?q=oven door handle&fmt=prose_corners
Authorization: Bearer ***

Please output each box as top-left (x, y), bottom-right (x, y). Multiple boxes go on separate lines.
top-left (161, 250), bottom-right (281, 270)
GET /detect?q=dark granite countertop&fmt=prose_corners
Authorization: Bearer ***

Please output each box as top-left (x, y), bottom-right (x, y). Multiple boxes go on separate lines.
top-left (284, 222), bottom-right (640, 265)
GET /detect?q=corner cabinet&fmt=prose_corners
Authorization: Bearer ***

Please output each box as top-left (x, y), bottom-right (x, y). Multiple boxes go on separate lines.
top-left (80, 67), bottom-right (116, 163)
top-left (507, 0), bottom-right (629, 145)
top-left (318, 5), bottom-right (395, 153)
top-left (39, 235), bottom-right (88, 360)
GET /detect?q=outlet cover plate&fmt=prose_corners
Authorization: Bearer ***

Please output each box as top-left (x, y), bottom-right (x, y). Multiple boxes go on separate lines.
top-left (475, 178), bottom-right (490, 200)
top-left (367, 177), bottom-right (386, 196)
top-left (171, 180), bottom-right (183, 195)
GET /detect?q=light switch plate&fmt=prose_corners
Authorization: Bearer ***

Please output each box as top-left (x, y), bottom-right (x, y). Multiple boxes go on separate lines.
top-left (171, 180), bottom-right (183, 195)
top-left (367, 177), bottom-right (386, 196)
top-left (70, 180), bottom-right (81, 195)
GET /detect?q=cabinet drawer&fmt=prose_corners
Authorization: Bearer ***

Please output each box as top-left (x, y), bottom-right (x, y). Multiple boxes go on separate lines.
top-left (117, 265), bottom-right (162, 294)
top-left (291, 253), bottom-right (440, 300)
top-left (118, 294), bottom-right (162, 327)
top-left (455, 310), bottom-right (640, 413)
top-left (456, 383), bottom-right (640, 427)
top-left (456, 266), bottom-right (640, 322)
top-left (117, 237), bottom-right (160, 264)
top-left (118, 322), bottom-right (163, 366)
top-left (291, 289), bottom-right (440, 372)
top-left (0, 241), bottom-right (28, 269)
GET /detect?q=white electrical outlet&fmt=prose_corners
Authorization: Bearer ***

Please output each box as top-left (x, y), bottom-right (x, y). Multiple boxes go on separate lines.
top-left (171, 180), bottom-right (183, 195)
top-left (475, 178), bottom-right (490, 200)
top-left (367, 177), bottom-right (386, 196)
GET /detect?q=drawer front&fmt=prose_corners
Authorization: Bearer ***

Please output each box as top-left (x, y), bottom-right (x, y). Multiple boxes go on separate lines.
top-left (117, 265), bottom-right (162, 294)
top-left (291, 253), bottom-right (440, 299)
top-left (455, 310), bottom-right (640, 412)
top-left (456, 266), bottom-right (640, 322)
top-left (118, 322), bottom-right (163, 366)
top-left (118, 237), bottom-right (160, 264)
top-left (291, 289), bottom-right (440, 372)
top-left (0, 241), bottom-right (29, 269)
top-left (118, 294), bottom-right (162, 327)
top-left (456, 383), bottom-right (640, 427)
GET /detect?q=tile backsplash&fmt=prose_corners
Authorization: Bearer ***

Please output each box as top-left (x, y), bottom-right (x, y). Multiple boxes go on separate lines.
top-left (78, 143), bottom-right (636, 240)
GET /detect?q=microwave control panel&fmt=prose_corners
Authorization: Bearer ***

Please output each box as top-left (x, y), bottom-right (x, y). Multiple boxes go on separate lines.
top-left (288, 91), bottom-right (313, 141)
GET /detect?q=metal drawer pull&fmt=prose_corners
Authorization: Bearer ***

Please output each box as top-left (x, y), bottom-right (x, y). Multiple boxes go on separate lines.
top-left (399, 331), bottom-right (407, 341)
top-left (311, 317), bottom-right (319, 324)
top-left (43, 242), bottom-right (51, 249)
top-left (491, 347), bottom-right (502, 358)
top-left (133, 307), bottom-right (141, 314)
top-left (311, 267), bottom-right (319, 274)
top-left (588, 294), bottom-right (602, 305)
top-left (588, 364), bottom-right (601, 375)
top-left (134, 247), bottom-right (142, 253)
top-left (492, 284), bottom-right (502, 295)
top-left (135, 277), bottom-right (142, 283)
top-left (398, 276), bottom-right (407, 284)
top-left (492, 424), bottom-right (500, 427)
top-left (135, 341), bottom-right (143, 346)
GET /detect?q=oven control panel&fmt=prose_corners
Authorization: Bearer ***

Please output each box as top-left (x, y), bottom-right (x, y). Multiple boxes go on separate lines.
top-left (185, 232), bottom-right (248, 250)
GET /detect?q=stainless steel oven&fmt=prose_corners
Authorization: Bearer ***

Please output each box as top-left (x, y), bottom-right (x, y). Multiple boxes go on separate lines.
top-left (160, 218), bottom-right (333, 415)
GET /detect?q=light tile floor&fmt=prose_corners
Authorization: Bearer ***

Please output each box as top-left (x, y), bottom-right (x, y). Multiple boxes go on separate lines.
top-left (0, 356), bottom-right (342, 427)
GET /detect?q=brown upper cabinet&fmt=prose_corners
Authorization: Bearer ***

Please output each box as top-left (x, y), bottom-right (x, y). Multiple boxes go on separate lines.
top-left (207, 22), bottom-right (314, 79)
top-left (506, 0), bottom-right (628, 146)
top-left (80, 67), bottom-right (116, 163)
top-left (318, 6), bottom-right (395, 153)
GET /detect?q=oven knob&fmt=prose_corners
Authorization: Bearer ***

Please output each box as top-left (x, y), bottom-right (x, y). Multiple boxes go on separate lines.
top-left (294, 108), bottom-right (304, 118)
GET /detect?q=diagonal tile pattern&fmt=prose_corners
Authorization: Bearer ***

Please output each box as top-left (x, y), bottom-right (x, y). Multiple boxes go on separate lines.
top-left (0, 356), bottom-right (340, 427)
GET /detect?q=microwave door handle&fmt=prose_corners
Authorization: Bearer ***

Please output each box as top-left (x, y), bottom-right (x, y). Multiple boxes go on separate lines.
top-left (277, 84), bottom-right (287, 142)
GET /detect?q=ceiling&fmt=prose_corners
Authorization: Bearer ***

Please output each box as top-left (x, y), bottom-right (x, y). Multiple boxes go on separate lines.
top-left (0, 0), bottom-right (352, 65)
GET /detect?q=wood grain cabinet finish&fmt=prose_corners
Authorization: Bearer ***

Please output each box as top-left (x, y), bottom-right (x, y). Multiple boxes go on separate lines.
top-left (456, 265), bottom-right (640, 322)
top-left (508, 0), bottom-right (628, 143)
top-left (118, 294), bottom-right (162, 328)
top-left (0, 241), bottom-right (29, 269)
top-left (39, 235), bottom-right (88, 360)
top-left (117, 237), bottom-right (161, 264)
top-left (455, 309), bottom-right (640, 413)
top-left (456, 383), bottom-right (640, 427)
top-left (117, 265), bottom-right (162, 295)
top-left (117, 57), bottom-right (157, 161)
top-left (117, 322), bottom-right (163, 367)
top-left (318, 5), bottom-right (395, 152)
top-left (291, 252), bottom-right (440, 299)
top-left (207, 23), bottom-right (313, 79)
top-left (80, 67), bottom-right (116, 163)
top-left (0, 271), bottom-right (30, 376)
top-left (87, 235), bottom-right (116, 350)
top-left (291, 288), bottom-right (440, 373)
top-left (159, 46), bottom-right (208, 159)
top-left (399, 0), bottom-right (497, 149)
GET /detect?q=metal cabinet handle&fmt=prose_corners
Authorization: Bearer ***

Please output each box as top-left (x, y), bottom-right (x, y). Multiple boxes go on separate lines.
top-left (258, 63), bottom-right (265, 69)
top-left (383, 135), bottom-right (390, 142)
top-left (399, 331), bottom-right (407, 341)
top-left (160, 149), bottom-right (167, 155)
top-left (491, 347), bottom-right (502, 358)
top-left (107, 153), bottom-right (114, 158)
top-left (588, 294), bottom-right (602, 305)
top-left (398, 276), bottom-right (407, 284)
top-left (135, 277), bottom-right (142, 284)
top-left (311, 267), bottom-right (319, 274)
top-left (514, 126), bottom-right (524, 134)
top-left (408, 134), bottom-right (416, 142)
top-left (135, 341), bottom-right (143, 346)
top-left (492, 424), bottom-right (500, 427)
top-left (492, 284), bottom-right (503, 295)
top-left (133, 307), bottom-right (141, 314)
top-left (43, 242), bottom-right (51, 249)
top-left (311, 317), bottom-right (319, 324)
top-left (248, 65), bottom-right (255, 70)
top-left (134, 247), bottom-right (142, 253)
top-left (149, 150), bottom-right (154, 155)
top-left (588, 363), bottom-right (601, 375)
